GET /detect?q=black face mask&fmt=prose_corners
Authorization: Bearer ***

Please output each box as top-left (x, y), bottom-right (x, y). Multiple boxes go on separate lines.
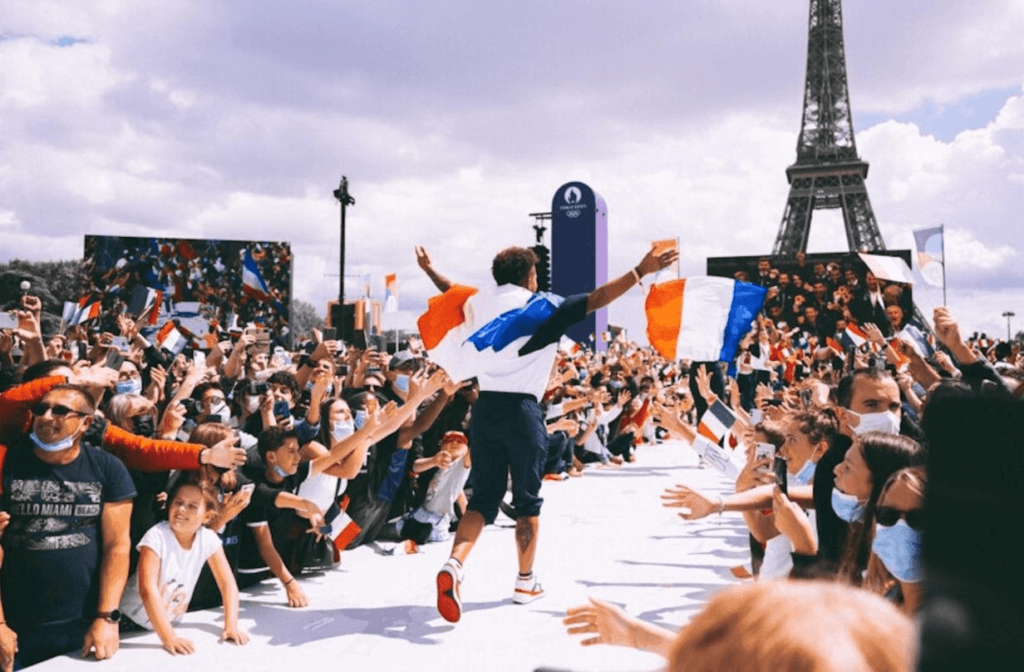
top-left (132, 414), bottom-right (156, 438)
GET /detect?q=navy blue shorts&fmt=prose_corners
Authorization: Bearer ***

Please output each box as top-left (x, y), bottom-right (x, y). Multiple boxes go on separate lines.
top-left (468, 392), bottom-right (547, 523)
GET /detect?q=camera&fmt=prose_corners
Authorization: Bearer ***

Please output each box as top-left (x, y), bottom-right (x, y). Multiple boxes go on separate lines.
top-left (181, 398), bottom-right (201, 417)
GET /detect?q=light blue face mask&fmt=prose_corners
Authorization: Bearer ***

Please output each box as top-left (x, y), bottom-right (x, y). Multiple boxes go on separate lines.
top-left (306, 380), bottom-right (334, 396)
top-left (872, 519), bottom-right (923, 582)
top-left (791, 459), bottom-right (817, 486)
top-left (29, 431), bottom-right (76, 453)
top-left (272, 464), bottom-right (291, 479)
top-left (831, 487), bottom-right (866, 522)
top-left (353, 409), bottom-right (367, 430)
top-left (394, 374), bottom-right (410, 394)
top-left (115, 378), bottom-right (143, 396)
top-left (331, 420), bottom-right (355, 441)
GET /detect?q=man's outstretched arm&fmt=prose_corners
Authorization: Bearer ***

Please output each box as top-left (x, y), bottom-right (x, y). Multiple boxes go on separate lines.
top-left (586, 246), bottom-right (678, 313)
top-left (416, 245), bottom-right (454, 293)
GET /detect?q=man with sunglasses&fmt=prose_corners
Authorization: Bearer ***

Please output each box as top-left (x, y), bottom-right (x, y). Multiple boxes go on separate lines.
top-left (0, 384), bottom-right (136, 669)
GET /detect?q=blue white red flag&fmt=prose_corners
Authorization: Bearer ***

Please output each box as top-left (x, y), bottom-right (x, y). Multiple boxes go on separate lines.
top-left (645, 277), bottom-right (766, 363)
top-left (241, 249), bottom-right (271, 301)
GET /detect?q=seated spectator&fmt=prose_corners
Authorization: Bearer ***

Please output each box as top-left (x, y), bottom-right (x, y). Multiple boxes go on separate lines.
top-left (120, 477), bottom-right (249, 653)
top-left (182, 422), bottom-right (254, 611)
top-left (0, 384), bottom-right (135, 668)
top-left (395, 431), bottom-right (472, 545)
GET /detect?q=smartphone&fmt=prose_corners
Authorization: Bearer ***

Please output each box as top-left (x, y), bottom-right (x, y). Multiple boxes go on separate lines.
top-left (773, 456), bottom-right (789, 496)
top-left (753, 442), bottom-right (776, 471)
top-left (104, 349), bottom-right (125, 371)
top-left (799, 387), bottom-right (813, 408)
top-left (318, 524), bottom-right (333, 536)
top-left (749, 408), bottom-right (764, 425)
top-left (765, 398), bottom-right (783, 407)
top-left (110, 335), bottom-right (131, 352)
top-left (273, 399), bottom-right (291, 419)
top-left (322, 327), bottom-right (337, 341)
top-left (240, 483), bottom-right (256, 495)
top-left (193, 350), bottom-right (207, 370)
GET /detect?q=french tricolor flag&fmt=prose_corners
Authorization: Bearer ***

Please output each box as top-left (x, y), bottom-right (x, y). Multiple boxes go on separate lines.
top-left (241, 249), bottom-right (271, 301)
top-left (844, 324), bottom-right (869, 348)
top-left (697, 399), bottom-right (738, 443)
top-left (417, 285), bottom-right (479, 382)
top-left (645, 277), bottom-right (766, 363)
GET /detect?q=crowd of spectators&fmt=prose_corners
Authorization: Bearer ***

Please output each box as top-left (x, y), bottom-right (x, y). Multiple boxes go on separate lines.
top-left (0, 244), bottom-right (1020, 669)
top-left (81, 236), bottom-right (292, 340)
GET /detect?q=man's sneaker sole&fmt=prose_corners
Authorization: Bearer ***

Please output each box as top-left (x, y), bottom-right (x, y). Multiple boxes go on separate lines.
top-left (436, 567), bottom-right (462, 623)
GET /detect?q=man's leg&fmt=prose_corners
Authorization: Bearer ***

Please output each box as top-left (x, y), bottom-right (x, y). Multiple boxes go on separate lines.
top-left (515, 515), bottom-right (539, 574)
top-left (449, 509), bottom-right (486, 565)
top-left (437, 393), bottom-right (506, 623)
top-left (508, 397), bottom-right (547, 604)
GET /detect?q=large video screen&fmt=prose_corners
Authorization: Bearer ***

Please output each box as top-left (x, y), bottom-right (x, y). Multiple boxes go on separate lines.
top-left (82, 235), bottom-right (292, 341)
top-left (706, 250), bottom-right (917, 338)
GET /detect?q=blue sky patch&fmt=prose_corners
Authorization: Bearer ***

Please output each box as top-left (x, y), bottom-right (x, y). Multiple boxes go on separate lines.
top-left (857, 86), bottom-right (1019, 142)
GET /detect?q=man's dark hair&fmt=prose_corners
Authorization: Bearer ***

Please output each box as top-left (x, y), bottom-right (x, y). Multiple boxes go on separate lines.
top-left (492, 247), bottom-right (538, 287)
top-left (192, 381), bottom-right (224, 402)
top-left (47, 383), bottom-right (98, 415)
top-left (22, 359), bottom-right (73, 384)
top-left (267, 371), bottom-right (299, 397)
top-left (257, 425), bottom-right (298, 461)
top-left (836, 367), bottom-right (895, 409)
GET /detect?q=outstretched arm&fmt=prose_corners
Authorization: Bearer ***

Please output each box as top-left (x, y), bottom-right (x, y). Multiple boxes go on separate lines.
top-left (586, 246), bottom-right (678, 313)
top-left (564, 597), bottom-right (677, 657)
top-left (416, 245), bottom-right (454, 293)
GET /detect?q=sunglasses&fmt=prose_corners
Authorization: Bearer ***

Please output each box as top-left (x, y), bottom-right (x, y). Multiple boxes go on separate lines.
top-left (875, 507), bottom-right (925, 531)
top-left (31, 403), bottom-right (88, 418)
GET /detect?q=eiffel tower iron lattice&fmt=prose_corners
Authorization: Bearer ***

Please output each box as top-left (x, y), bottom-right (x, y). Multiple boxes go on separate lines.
top-left (772, 0), bottom-right (886, 256)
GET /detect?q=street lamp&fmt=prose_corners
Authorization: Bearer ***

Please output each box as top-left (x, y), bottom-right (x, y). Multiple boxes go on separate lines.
top-left (1002, 311), bottom-right (1015, 341)
top-left (333, 177), bottom-right (356, 304)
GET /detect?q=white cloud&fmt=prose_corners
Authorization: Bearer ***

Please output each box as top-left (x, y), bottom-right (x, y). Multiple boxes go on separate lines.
top-left (1, 0), bottom-right (1022, 343)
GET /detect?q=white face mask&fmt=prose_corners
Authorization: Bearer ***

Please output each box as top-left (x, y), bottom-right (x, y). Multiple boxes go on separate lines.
top-left (846, 409), bottom-right (900, 436)
top-left (210, 400), bottom-right (230, 418)
top-left (331, 420), bottom-right (355, 441)
top-left (244, 396), bottom-right (261, 413)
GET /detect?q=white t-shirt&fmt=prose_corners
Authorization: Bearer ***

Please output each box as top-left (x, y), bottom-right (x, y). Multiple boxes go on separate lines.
top-left (760, 509), bottom-right (817, 580)
top-left (121, 522), bottom-right (222, 629)
top-left (422, 460), bottom-right (471, 519)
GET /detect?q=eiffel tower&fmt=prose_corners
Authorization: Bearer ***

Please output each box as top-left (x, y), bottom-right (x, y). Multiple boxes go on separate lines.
top-left (772, 0), bottom-right (885, 255)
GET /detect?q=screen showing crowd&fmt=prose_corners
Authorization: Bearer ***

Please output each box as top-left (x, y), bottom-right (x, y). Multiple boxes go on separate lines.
top-left (82, 235), bottom-right (292, 338)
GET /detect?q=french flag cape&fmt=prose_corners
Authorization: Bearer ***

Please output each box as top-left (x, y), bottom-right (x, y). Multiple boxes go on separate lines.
top-left (418, 283), bottom-right (582, 399)
top-left (241, 249), bottom-right (272, 301)
top-left (645, 277), bottom-right (767, 364)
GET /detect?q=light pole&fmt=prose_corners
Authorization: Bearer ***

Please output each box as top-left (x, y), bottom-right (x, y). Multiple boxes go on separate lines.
top-left (333, 177), bottom-right (355, 304)
top-left (1002, 311), bottom-right (1016, 342)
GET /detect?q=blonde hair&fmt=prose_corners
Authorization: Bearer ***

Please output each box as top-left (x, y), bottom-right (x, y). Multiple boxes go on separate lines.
top-left (668, 580), bottom-right (915, 672)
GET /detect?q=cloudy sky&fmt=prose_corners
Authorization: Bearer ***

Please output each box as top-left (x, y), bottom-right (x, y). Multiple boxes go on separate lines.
top-left (2, 1), bottom-right (1023, 342)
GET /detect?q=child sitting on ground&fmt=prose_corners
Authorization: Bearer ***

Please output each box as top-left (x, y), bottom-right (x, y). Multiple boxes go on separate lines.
top-left (120, 476), bottom-right (249, 654)
top-left (397, 431), bottom-right (472, 545)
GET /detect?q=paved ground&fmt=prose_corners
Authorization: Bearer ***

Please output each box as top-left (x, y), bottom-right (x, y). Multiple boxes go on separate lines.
top-left (38, 439), bottom-right (749, 672)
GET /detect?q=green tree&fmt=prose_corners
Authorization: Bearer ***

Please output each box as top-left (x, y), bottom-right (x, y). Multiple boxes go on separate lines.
top-left (291, 299), bottom-right (324, 340)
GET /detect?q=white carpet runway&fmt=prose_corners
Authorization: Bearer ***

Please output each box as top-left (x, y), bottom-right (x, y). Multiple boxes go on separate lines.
top-left (37, 439), bottom-right (747, 672)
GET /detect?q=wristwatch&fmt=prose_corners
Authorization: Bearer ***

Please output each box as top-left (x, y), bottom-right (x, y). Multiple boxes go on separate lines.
top-left (96, 609), bottom-right (122, 624)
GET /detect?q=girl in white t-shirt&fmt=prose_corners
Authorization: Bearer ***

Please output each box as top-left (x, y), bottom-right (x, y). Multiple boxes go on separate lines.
top-left (121, 478), bottom-right (249, 654)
